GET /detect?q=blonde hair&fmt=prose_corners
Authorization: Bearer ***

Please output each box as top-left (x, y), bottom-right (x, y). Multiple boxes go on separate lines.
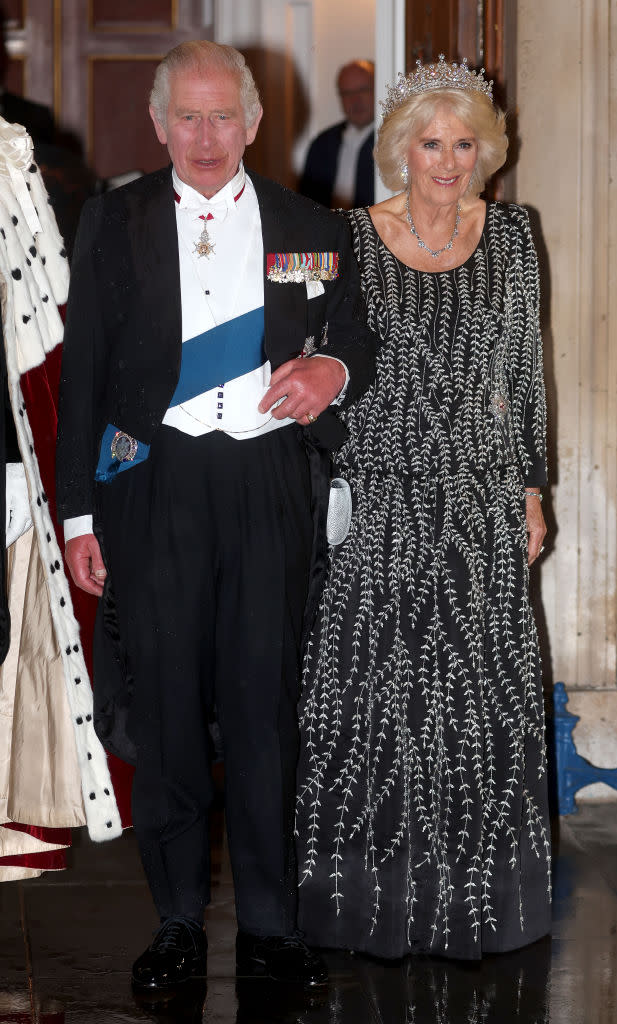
top-left (150, 40), bottom-right (262, 129)
top-left (375, 87), bottom-right (507, 195)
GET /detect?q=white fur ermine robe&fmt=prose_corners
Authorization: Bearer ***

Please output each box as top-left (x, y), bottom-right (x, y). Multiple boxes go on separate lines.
top-left (0, 118), bottom-right (121, 880)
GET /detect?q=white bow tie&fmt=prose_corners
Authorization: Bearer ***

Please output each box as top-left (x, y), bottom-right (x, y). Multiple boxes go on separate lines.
top-left (176, 192), bottom-right (231, 220)
top-left (174, 164), bottom-right (246, 219)
top-left (196, 199), bottom-right (231, 222)
top-left (177, 185), bottom-right (245, 222)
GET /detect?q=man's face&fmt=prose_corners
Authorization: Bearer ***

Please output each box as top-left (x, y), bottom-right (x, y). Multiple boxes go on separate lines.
top-left (150, 67), bottom-right (262, 198)
top-left (337, 64), bottom-right (374, 129)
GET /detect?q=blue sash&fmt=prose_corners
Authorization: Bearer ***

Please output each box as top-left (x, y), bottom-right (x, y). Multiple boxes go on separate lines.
top-left (95, 306), bottom-right (266, 483)
top-left (169, 305), bottom-right (265, 407)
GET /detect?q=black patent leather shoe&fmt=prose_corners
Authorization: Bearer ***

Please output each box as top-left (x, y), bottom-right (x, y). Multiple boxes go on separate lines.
top-left (235, 931), bottom-right (328, 986)
top-left (131, 918), bottom-right (207, 991)
top-left (132, 979), bottom-right (208, 1021)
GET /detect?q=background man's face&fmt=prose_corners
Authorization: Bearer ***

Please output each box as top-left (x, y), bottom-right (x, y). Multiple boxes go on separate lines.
top-left (337, 64), bottom-right (374, 129)
top-left (150, 68), bottom-right (262, 198)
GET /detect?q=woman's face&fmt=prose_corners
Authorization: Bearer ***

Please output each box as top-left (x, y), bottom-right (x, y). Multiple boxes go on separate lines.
top-left (405, 104), bottom-right (478, 207)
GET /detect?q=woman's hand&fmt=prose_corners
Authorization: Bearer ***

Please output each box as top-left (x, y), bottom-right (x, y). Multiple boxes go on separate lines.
top-left (525, 492), bottom-right (547, 565)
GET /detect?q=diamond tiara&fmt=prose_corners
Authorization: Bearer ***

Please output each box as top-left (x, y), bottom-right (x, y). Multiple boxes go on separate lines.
top-left (380, 54), bottom-right (493, 118)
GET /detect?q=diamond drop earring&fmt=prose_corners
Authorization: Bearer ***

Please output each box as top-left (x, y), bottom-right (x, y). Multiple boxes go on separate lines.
top-left (400, 162), bottom-right (409, 187)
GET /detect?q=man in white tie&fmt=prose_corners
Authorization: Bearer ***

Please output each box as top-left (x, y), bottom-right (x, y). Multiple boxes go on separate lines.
top-left (56, 41), bottom-right (375, 992)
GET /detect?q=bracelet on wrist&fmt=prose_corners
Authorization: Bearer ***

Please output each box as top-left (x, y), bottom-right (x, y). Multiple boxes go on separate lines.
top-left (524, 490), bottom-right (542, 502)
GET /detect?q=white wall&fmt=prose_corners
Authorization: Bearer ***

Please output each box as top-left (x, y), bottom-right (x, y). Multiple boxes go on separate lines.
top-left (305, 0), bottom-right (376, 156)
top-left (374, 0), bottom-right (405, 201)
top-left (214, 0), bottom-right (375, 176)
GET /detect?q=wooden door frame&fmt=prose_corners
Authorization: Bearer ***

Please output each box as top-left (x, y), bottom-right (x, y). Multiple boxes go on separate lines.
top-left (404, 0), bottom-right (510, 100)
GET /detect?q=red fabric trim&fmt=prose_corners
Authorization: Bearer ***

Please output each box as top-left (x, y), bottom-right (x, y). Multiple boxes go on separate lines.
top-left (3, 822), bottom-right (71, 843)
top-left (0, 847), bottom-right (67, 870)
top-left (0, 823), bottom-right (69, 873)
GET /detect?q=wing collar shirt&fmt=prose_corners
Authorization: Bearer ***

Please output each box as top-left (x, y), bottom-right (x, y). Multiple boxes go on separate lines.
top-left (162, 161), bottom-right (296, 440)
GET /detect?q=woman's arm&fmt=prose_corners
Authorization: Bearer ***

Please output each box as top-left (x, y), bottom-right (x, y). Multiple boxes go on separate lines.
top-left (508, 207), bottom-right (548, 564)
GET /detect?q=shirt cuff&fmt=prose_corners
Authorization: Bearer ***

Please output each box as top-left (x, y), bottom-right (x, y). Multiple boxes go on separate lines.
top-left (312, 354), bottom-right (349, 405)
top-left (64, 514), bottom-right (94, 542)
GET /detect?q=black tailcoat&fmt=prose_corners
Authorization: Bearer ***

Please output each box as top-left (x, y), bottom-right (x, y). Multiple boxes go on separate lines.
top-left (56, 166), bottom-right (377, 762)
top-left (57, 166), bottom-right (375, 519)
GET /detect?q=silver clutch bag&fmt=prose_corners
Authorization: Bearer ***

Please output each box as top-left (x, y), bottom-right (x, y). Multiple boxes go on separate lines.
top-left (326, 477), bottom-right (352, 546)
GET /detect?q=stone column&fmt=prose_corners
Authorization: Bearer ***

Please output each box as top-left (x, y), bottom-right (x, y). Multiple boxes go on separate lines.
top-left (374, 0), bottom-right (406, 202)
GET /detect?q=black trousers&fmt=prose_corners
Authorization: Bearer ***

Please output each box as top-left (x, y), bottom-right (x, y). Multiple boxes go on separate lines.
top-left (98, 425), bottom-right (313, 936)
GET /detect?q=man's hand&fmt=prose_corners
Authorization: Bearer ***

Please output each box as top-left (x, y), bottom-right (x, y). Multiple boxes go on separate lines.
top-left (258, 357), bottom-right (346, 425)
top-left (65, 533), bottom-right (107, 596)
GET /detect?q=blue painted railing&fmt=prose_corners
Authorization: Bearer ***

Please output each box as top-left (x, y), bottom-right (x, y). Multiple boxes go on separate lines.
top-left (553, 681), bottom-right (617, 814)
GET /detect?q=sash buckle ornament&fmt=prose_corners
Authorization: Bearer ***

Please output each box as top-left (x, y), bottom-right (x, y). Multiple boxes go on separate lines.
top-left (96, 424), bottom-right (150, 482)
top-left (110, 431), bottom-right (138, 462)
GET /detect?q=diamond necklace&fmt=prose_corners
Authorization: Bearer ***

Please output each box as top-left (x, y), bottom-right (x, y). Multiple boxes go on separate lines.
top-left (404, 191), bottom-right (461, 259)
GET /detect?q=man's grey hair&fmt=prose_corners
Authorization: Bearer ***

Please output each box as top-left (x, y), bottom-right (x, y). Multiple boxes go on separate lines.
top-left (150, 40), bottom-right (262, 129)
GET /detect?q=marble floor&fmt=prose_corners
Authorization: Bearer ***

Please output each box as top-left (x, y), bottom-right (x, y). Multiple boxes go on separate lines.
top-left (1, 803), bottom-right (616, 1024)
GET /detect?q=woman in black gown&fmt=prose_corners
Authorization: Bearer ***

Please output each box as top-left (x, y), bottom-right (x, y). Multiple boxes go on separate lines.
top-left (296, 56), bottom-right (551, 961)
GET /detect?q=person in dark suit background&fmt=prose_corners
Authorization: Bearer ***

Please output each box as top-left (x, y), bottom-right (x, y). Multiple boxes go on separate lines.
top-left (56, 40), bottom-right (375, 994)
top-left (299, 59), bottom-right (375, 209)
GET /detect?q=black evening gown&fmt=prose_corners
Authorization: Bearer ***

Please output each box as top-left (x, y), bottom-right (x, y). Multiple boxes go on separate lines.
top-left (296, 203), bottom-right (552, 960)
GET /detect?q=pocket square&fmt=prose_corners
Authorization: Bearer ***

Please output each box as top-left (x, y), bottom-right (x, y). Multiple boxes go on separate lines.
top-left (306, 279), bottom-right (325, 299)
